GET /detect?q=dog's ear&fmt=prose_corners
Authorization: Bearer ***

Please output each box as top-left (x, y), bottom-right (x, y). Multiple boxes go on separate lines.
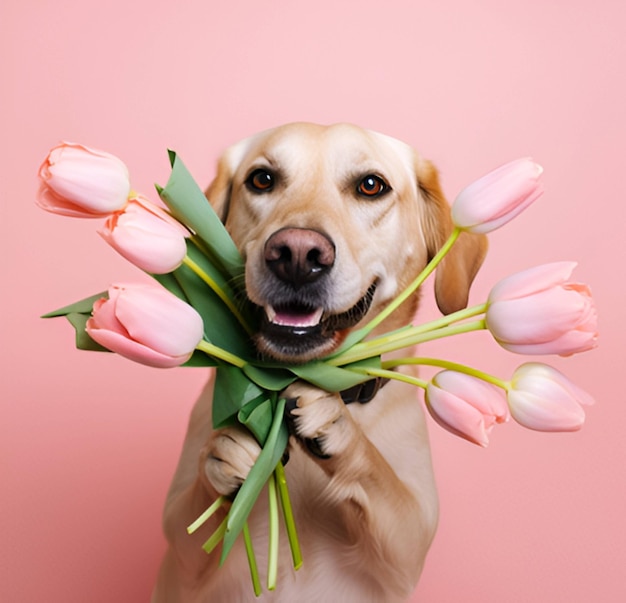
top-left (205, 154), bottom-right (235, 222)
top-left (416, 158), bottom-right (488, 315)
top-left (205, 137), bottom-right (255, 222)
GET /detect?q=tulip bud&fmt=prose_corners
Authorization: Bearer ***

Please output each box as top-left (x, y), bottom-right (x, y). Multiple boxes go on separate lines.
top-left (507, 363), bottom-right (594, 431)
top-left (98, 195), bottom-right (189, 274)
top-left (451, 158), bottom-right (544, 233)
top-left (86, 284), bottom-right (204, 368)
top-left (37, 142), bottom-right (131, 217)
top-left (486, 262), bottom-right (598, 356)
top-left (425, 371), bottom-right (509, 447)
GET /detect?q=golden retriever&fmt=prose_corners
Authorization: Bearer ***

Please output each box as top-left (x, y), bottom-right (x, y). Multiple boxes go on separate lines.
top-left (153, 123), bottom-right (487, 602)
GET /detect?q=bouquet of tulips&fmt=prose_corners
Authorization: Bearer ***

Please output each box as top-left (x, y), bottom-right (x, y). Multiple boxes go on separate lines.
top-left (37, 142), bottom-right (598, 594)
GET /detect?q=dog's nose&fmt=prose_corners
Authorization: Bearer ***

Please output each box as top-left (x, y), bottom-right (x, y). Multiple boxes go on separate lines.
top-left (264, 228), bottom-right (335, 286)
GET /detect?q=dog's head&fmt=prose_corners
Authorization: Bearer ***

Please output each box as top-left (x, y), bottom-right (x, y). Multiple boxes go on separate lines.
top-left (206, 123), bottom-right (487, 363)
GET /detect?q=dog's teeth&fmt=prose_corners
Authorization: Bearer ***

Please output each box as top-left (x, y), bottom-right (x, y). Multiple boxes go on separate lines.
top-left (266, 306), bottom-right (323, 327)
top-left (266, 305), bottom-right (277, 323)
top-left (300, 307), bottom-right (323, 327)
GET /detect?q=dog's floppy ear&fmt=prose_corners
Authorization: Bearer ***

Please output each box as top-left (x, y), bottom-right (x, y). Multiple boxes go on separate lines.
top-left (205, 137), bottom-right (255, 222)
top-left (416, 158), bottom-right (488, 315)
top-left (205, 154), bottom-right (235, 222)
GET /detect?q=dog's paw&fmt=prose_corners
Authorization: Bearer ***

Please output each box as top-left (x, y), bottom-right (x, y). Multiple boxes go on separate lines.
top-left (202, 426), bottom-right (261, 497)
top-left (284, 382), bottom-right (358, 459)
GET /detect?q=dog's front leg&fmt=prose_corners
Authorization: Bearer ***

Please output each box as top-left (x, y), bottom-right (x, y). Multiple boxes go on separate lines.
top-left (154, 377), bottom-right (262, 602)
top-left (284, 381), bottom-right (434, 598)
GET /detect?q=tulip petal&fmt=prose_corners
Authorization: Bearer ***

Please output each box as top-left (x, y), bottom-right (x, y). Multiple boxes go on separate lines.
top-left (497, 329), bottom-right (598, 356)
top-left (36, 186), bottom-right (108, 218)
top-left (487, 287), bottom-right (591, 344)
top-left (130, 195), bottom-right (190, 234)
top-left (514, 363), bottom-right (595, 407)
top-left (85, 324), bottom-right (191, 368)
top-left (105, 226), bottom-right (187, 274)
top-left (36, 142), bottom-right (131, 217)
top-left (486, 262), bottom-right (598, 356)
top-left (507, 363), bottom-right (593, 431)
top-left (488, 262), bottom-right (577, 302)
top-left (47, 163), bottom-right (130, 213)
top-left (89, 293), bottom-right (128, 335)
top-left (426, 385), bottom-right (491, 446)
top-left (507, 389), bottom-right (586, 431)
top-left (451, 158), bottom-right (544, 233)
top-left (99, 199), bottom-right (188, 273)
top-left (85, 284), bottom-right (204, 368)
top-left (113, 286), bottom-right (204, 357)
top-left (433, 371), bottom-right (509, 422)
top-left (425, 370), bottom-right (511, 447)
top-left (458, 187), bottom-right (544, 234)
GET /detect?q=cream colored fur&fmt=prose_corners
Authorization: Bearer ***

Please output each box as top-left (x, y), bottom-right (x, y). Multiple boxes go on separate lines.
top-left (153, 123), bottom-right (486, 602)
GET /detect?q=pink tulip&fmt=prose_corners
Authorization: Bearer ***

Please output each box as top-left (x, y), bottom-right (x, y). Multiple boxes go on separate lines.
top-left (507, 363), bottom-right (594, 431)
top-left (451, 158), bottom-right (544, 233)
top-left (425, 371), bottom-right (509, 447)
top-left (98, 195), bottom-right (189, 274)
top-left (485, 262), bottom-right (598, 356)
top-left (86, 283), bottom-right (204, 368)
top-left (37, 142), bottom-right (131, 217)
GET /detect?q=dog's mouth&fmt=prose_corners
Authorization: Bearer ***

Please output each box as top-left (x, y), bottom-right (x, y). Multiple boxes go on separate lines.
top-left (254, 282), bottom-right (378, 363)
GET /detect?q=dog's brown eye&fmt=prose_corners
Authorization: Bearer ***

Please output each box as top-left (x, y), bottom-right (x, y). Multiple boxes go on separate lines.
top-left (246, 169), bottom-right (275, 192)
top-left (357, 175), bottom-right (388, 198)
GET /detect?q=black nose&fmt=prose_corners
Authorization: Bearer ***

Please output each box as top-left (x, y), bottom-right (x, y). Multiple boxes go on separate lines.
top-left (264, 228), bottom-right (335, 287)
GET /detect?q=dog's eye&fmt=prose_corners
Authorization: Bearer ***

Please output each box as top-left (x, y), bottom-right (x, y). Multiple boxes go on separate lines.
top-left (246, 169), bottom-right (275, 193)
top-left (357, 175), bottom-right (388, 198)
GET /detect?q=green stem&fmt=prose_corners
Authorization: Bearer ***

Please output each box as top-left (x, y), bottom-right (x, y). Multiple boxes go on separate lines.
top-left (275, 461), bottom-right (303, 570)
top-left (347, 365), bottom-right (429, 389)
top-left (338, 228), bottom-right (461, 350)
top-left (330, 319), bottom-right (486, 366)
top-left (187, 495), bottom-right (227, 534)
top-left (340, 302), bottom-right (487, 357)
top-left (381, 357), bottom-right (509, 390)
top-left (196, 340), bottom-right (247, 368)
top-left (243, 523), bottom-right (262, 597)
top-left (182, 255), bottom-right (253, 335)
top-left (267, 472), bottom-right (279, 591)
top-left (408, 302), bottom-right (487, 334)
top-left (202, 516), bottom-right (228, 554)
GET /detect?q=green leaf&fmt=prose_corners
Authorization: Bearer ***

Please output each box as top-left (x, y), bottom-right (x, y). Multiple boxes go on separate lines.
top-left (242, 364), bottom-right (297, 391)
top-left (171, 261), bottom-right (253, 360)
top-left (41, 291), bottom-right (107, 318)
top-left (153, 246), bottom-right (253, 359)
top-left (181, 350), bottom-right (219, 367)
top-left (221, 397), bottom-right (289, 565)
top-left (238, 396), bottom-right (274, 444)
top-left (66, 312), bottom-right (110, 352)
top-left (185, 238), bottom-right (241, 299)
top-left (212, 366), bottom-right (266, 429)
top-left (42, 293), bottom-right (110, 353)
top-left (290, 356), bottom-right (383, 392)
top-left (158, 151), bottom-right (244, 280)
top-left (150, 272), bottom-right (189, 303)
top-left (183, 238), bottom-right (256, 331)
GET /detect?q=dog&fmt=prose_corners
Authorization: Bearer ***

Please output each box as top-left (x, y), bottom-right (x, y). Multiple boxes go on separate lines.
top-left (152, 123), bottom-right (487, 602)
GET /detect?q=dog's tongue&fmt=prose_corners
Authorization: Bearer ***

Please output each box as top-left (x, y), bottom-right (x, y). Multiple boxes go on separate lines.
top-left (267, 305), bottom-right (323, 328)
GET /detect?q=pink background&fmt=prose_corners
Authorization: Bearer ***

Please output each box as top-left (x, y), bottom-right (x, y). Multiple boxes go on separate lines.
top-left (2, 1), bottom-right (625, 601)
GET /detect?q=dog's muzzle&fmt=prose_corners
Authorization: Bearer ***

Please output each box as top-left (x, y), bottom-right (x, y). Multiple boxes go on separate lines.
top-left (252, 227), bottom-right (376, 362)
